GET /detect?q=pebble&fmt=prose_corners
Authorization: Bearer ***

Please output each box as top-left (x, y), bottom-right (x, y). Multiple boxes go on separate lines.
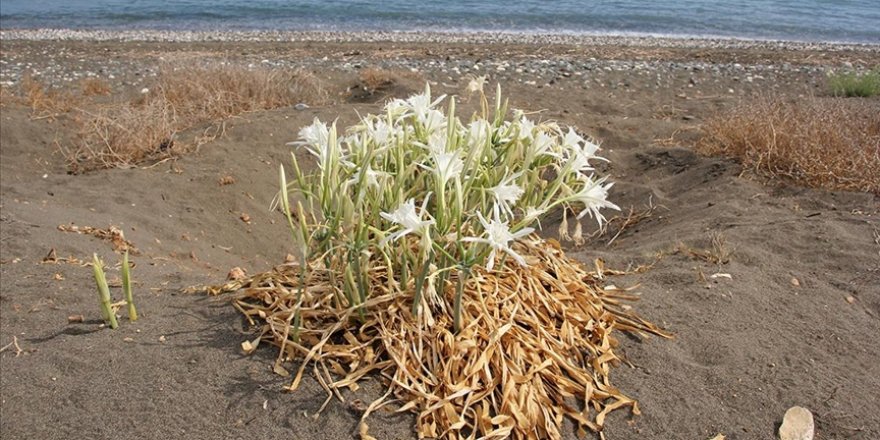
top-left (779, 406), bottom-right (814, 440)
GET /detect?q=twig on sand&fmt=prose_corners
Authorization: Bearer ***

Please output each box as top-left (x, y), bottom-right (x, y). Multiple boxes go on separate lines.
top-left (0, 336), bottom-right (23, 357)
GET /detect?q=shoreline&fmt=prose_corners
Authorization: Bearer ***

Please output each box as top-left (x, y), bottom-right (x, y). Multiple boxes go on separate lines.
top-left (2, 28), bottom-right (878, 51)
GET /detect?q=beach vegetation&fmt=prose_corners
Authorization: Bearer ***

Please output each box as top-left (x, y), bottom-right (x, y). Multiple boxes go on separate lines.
top-left (8, 64), bottom-right (329, 172)
top-left (66, 64), bottom-right (330, 172)
top-left (829, 70), bottom-right (880, 97)
top-left (121, 250), bottom-right (138, 321)
top-left (201, 85), bottom-right (670, 439)
top-left (698, 97), bottom-right (880, 194)
top-left (80, 77), bottom-right (112, 96)
top-left (278, 83), bottom-right (618, 330)
top-left (92, 254), bottom-right (119, 329)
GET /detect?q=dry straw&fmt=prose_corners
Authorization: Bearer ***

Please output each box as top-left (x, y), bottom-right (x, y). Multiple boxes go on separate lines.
top-left (199, 239), bottom-right (669, 439)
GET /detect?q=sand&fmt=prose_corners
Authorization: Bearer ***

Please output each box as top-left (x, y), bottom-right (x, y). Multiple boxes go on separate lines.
top-left (1, 34), bottom-right (879, 439)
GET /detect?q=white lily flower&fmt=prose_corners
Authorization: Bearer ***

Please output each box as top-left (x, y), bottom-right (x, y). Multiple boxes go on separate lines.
top-left (519, 115), bottom-right (536, 141)
top-left (292, 118), bottom-right (329, 154)
top-left (425, 131), bottom-right (448, 155)
top-left (561, 127), bottom-right (585, 151)
top-left (571, 175), bottom-right (620, 225)
top-left (561, 128), bottom-right (604, 176)
top-left (523, 206), bottom-right (548, 228)
top-left (532, 131), bottom-right (559, 158)
top-left (426, 151), bottom-right (464, 186)
top-left (369, 118), bottom-right (393, 146)
top-left (349, 163), bottom-right (388, 189)
top-left (385, 98), bottom-right (408, 117)
top-left (467, 119), bottom-right (490, 148)
top-left (287, 118), bottom-right (342, 169)
top-left (406, 85), bottom-right (446, 120)
top-left (490, 173), bottom-right (524, 217)
top-left (463, 206), bottom-right (534, 271)
top-left (421, 109), bottom-right (446, 134)
top-left (466, 75), bottom-right (487, 94)
top-left (380, 197), bottom-right (434, 245)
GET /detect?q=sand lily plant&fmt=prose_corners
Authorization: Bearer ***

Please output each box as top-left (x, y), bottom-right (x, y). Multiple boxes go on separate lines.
top-left (279, 84), bottom-right (619, 329)
top-left (92, 252), bottom-right (138, 328)
top-left (122, 250), bottom-right (138, 321)
top-left (202, 84), bottom-right (667, 440)
top-left (92, 254), bottom-right (119, 329)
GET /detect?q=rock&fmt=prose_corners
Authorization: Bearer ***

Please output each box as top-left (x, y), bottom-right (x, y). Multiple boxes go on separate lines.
top-left (779, 406), bottom-right (814, 440)
top-left (790, 277), bottom-right (800, 287)
top-left (293, 103), bottom-right (309, 110)
top-left (845, 295), bottom-right (856, 304)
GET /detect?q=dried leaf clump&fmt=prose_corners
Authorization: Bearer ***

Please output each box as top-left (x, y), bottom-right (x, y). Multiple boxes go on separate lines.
top-left (198, 237), bottom-right (669, 440)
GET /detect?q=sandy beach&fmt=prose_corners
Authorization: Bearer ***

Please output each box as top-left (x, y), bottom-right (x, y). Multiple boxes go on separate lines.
top-left (1, 31), bottom-right (879, 439)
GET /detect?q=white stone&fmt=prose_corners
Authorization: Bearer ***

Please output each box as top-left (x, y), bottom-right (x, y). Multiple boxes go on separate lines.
top-left (779, 406), bottom-right (814, 440)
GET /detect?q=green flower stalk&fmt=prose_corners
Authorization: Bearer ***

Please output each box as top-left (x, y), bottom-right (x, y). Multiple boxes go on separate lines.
top-left (279, 84), bottom-right (621, 331)
top-left (92, 254), bottom-right (118, 329)
top-left (121, 250), bottom-right (137, 321)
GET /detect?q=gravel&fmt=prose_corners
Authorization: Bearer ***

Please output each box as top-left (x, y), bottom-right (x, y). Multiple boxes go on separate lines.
top-left (1, 28), bottom-right (875, 99)
top-left (2, 28), bottom-right (878, 52)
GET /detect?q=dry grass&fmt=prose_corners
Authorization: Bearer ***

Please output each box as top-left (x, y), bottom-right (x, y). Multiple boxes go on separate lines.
top-left (18, 74), bottom-right (76, 117)
top-left (63, 64), bottom-right (330, 172)
top-left (146, 64), bottom-right (329, 121)
top-left (80, 78), bottom-right (112, 96)
top-left (65, 101), bottom-right (180, 172)
top-left (697, 96), bottom-right (880, 194)
top-left (675, 231), bottom-right (733, 265)
top-left (191, 237), bottom-right (669, 440)
top-left (0, 84), bottom-right (15, 107)
top-left (359, 67), bottom-right (397, 92)
top-left (581, 200), bottom-right (663, 247)
top-left (350, 67), bottom-right (424, 101)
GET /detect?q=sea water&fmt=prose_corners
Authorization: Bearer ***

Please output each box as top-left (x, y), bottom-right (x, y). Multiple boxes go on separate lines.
top-left (1, 0), bottom-right (878, 43)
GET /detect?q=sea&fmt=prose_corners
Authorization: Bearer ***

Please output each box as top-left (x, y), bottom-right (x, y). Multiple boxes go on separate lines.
top-left (1, 0), bottom-right (878, 44)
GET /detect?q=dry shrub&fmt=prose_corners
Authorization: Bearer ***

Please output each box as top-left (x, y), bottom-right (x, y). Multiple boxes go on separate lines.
top-left (350, 67), bottom-right (424, 101)
top-left (193, 238), bottom-right (669, 440)
top-left (67, 64), bottom-right (329, 172)
top-left (0, 84), bottom-right (14, 107)
top-left (18, 75), bottom-right (75, 116)
top-left (697, 97), bottom-right (880, 194)
top-left (66, 100), bottom-right (179, 172)
top-left (359, 67), bottom-right (397, 92)
top-left (80, 77), bottom-right (112, 96)
top-left (149, 64), bottom-right (329, 121)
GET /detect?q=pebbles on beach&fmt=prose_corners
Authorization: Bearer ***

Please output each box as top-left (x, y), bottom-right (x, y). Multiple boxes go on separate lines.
top-left (0, 38), bottom-right (854, 101)
top-left (1, 27), bottom-right (875, 92)
top-left (2, 28), bottom-right (878, 52)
